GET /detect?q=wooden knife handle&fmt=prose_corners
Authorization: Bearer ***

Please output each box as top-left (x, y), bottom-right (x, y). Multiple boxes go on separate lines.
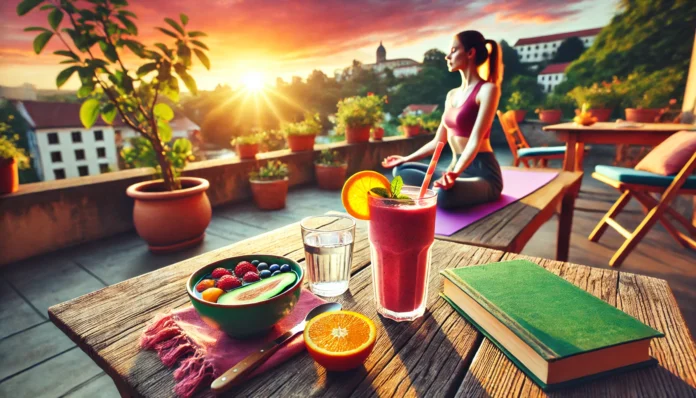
top-left (210, 340), bottom-right (281, 394)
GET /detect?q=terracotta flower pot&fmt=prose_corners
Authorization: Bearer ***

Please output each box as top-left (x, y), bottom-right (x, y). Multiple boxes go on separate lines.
top-left (371, 127), bottom-right (384, 141)
top-left (250, 178), bottom-right (289, 210)
top-left (236, 143), bottom-right (259, 160)
top-left (0, 158), bottom-right (19, 195)
top-left (315, 163), bottom-right (347, 190)
top-left (346, 126), bottom-right (371, 144)
top-left (126, 177), bottom-right (212, 253)
top-left (538, 110), bottom-right (562, 124)
top-left (287, 135), bottom-right (316, 152)
top-left (512, 110), bottom-right (527, 123)
top-left (587, 108), bottom-right (613, 122)
top-left (625, 108), bottom-right (661, 123)
top-left (404, 125), bottom-right (421, 137)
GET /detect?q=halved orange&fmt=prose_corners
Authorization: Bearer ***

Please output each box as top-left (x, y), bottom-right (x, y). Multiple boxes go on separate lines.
top-left (304, 310), bottom-right (377, 371)
top-left (341, 171), bottom-right (390, 220)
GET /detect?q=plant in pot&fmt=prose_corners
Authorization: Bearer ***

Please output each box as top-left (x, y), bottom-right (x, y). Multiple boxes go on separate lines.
top-left (314, 149), bottom-right (347, 190)
top-left (282, 112), bottom-right (321, 152)
top-left (231, 133), bottom-right (262, 160)
top-left (505, 91), bottom-right (533, 122)
top-left (0, 127), bottom-right (30, 195)
top-left (534, 94), bottom-right (569, 124)
top-left (567, 79), bottom-right (620, 122)
top-left (400, 113), bottom-right (423, 137)
top-left (618, 69), bottom-right (682, 123)
top-left (336, 94), bottom-right (385, 144)
top-left (421, 110), bottom-right (443, 134)
top-left (19, 1), bottom-right (212, 252)
top-left (371, 124), bottom-right (385, 141)
top-left (249, 160), bottom-right (290, 210)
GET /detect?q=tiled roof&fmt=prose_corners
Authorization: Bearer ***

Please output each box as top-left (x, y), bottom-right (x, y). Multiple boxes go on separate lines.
top-left (402, 104), bottom-right (438, 114)
top-left (16, 100), bottom-right (126, 129)
top-left (539, 62), bottom-right (572, 75)
top-left (514, 28), bottom-right (602, 46)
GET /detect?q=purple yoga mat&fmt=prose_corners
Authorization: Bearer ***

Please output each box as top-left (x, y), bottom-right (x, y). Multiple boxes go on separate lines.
top-left (435, 169), bottom-right (558, 236)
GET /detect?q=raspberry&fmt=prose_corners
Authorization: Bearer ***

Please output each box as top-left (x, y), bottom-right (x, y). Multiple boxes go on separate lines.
top-left (235, 261), bottom-right (256, 278)
top-left (243, 271), bottom-right (260, 283)
top-left (217, 275), bottom-right (242, 291)
top-left (211, 267), bottom-right (231, 279)
top-left (195, 279), bottom-right (215, 292)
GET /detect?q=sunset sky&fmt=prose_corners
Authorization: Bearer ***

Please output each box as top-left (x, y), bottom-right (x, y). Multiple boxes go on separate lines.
top-left (0, 0), bottom-right (620, 92)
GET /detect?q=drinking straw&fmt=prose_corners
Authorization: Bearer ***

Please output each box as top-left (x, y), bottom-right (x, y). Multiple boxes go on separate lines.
top-left (418, 141), bottom-right (445, 199)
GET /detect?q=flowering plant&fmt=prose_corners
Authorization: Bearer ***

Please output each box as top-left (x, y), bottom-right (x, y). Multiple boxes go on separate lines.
top-left (280, 113), bottom-right (321, 137)
top-left (335, 95), bottom-right (385, 132)
top-left (567, 78), bottom-right (622, 109)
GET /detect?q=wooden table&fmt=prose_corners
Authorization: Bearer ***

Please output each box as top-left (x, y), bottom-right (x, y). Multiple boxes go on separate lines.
top-left (436, 167), bottom-right (583, 262)
top-left (49, 221), bottom-right (696, 397)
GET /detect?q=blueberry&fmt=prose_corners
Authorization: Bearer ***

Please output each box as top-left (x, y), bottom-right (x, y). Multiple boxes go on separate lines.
top-left (257, 262), bottom-right (269, 271)
top-left (251, 260), bottom-right (260, 266)
top-left (280, 264), bottom-right (291, 273)
top-left (269, 264), bottom-right (280, 272)
top-left (271, 270), bottom-right (281, 277)
top-left (259, 270), bottom-right (272, 279)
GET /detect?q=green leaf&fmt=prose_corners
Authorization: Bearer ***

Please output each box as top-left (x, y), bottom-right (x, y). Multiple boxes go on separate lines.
top-left (157, 120), bottom-right (172, 142)
top-left (173, 138), bottom-right (192, 154)
top-left (48, 8), bottom-right (63, 30)
top-left (136, 62), bottom-right (158, 76)
top-left (370, 187), bottom-right (390, 198)
top-left (156, 27), bottom-right (179, 39)
top-left (395, 194), bottom-right (412, 200)
top-left (33, 31), bottom-right (53, 54)
top-left (100, 103), bottom-right (117, 124)
top-left (193, 48), bottom-right (210, 70)
top-left (56, 66), bottom-right (78, 88)
top-left (174, 64), bottom-right (197, 95)
top-left (154, 43), bottom-right (172, 58)
top-left (116, 15), bottom-right (138, 35)
top-left (17, 0), bottom-right (44, 16)
top-left (121, 40), bottom-right (144, 57)
top-left (79, 99), bottom-right (100, 128)
top-left (99, 41), bottom-right (118, 62)
top-left (390, 176), bottom-right (403, 198)
top-left (188, 31), bottom-right (207, 38)
top-left (180, 13), bottom-right (188, 26)
top-left (54, 50), bottom-right (79, 60)
top-left (177, 44), bottom-right (191, 67)
top-left (117, 10), bottom-right (137, 18)
top-left (77, 84), bottom-right (93, 98)
top-left (39, 4), bottom-right (54, 11)
top-left (190, 40), bottom-right (208, 50)
top-left (154, 103), bottom-right (174, 121)
top-left (59, 59), bottom-right (77, 64)
top-left (164, 17), bottom-right (185, 35)
top-left (24, 26), bottom-right (49, 32)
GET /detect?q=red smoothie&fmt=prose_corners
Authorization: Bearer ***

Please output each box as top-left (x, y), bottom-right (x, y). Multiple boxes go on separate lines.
top-left (368, 187), bottom-right (437, 320)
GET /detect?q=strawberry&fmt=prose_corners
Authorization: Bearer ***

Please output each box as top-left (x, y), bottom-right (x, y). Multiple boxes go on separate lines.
top-left (235, 261), bottom-right (256, 278)
top-left (195, 279), bottom-right (215, 292)
top-left (217, 275), bottom-right (242, 291)
top-left (211, 267), bottom-right (231, 279)
top-left (243, 271), bottom-right (260, 283)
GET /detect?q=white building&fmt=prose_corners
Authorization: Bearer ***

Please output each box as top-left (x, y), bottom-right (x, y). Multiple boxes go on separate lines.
top-left (335, 42), bottom-right (422, 81)
top-left (514, 28), bottom-right (602, 66)
top-left (537, 62), bottom-right (571, 93)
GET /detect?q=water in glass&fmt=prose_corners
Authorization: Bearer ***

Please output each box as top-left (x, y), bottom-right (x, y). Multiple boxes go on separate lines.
top-left (301, 215), bottom-right (355, 297)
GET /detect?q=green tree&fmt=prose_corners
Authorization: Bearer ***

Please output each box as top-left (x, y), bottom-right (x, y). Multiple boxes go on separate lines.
top-left (551, 37), bottom-right (586, 63)
top-left (502, 75), bottom-right (544, 111)
top-left (423, 48), bottom-right (447, 70)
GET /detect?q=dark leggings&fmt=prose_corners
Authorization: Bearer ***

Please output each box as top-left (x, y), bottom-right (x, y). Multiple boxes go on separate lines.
top-left (394, 152), bottom-right (503, 209)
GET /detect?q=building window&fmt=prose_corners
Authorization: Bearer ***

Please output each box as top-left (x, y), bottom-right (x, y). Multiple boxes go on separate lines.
top-left (94, 130), bottom-right (104, 141)
top-left (75, 149), bottom-right (85, 160)
top-left (71, 131), bottom-right (82, 143)
top-left (535, 45), bottom-right (539, 49)
top-left (51, 151), bottom-right (62, 163)
top-left (97, 147), bottom-right (106, 158)
top-left (78, 165), bottom-right (89, 176)
top-left (54, 169), bottom-right (66, 179)
top-left (48, 132), bottom-right (59, 145)
top-left (544, 44), bottom-right (547, 48)
top-left (99, 163), bottom-right (110, 173)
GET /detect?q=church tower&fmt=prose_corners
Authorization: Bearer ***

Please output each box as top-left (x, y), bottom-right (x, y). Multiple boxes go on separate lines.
top-left (376, 41), bottom-right (386, 63)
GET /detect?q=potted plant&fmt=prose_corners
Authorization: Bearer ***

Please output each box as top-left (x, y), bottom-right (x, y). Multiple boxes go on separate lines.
top-left (400, 114), bottom-right (422, 137)
top-left (371, 125), bottom-right (385, 141)
top-left (20, 2), bottom-right (212, 251)
top-left (534, 94), bottom-right (568, 124)
top-left (231, 133), bottom-right (262, 160)
top-left (0, 129), bottom-right (30, 195)
top-left (618, 70), bottom-right (682, 123)
top-left (568, 79), bottom-right (620, 122)
top-left (281, 112), bottom-right (321, 152)
top-left (315, 149), bottom-right (347, 190)
top-left (506, 91), bottom-right (533, 123)
top-left (421, 110), bottom-right (443, 134)
top-left (336, 95), bottom-right (385, 143)
top-left (249, 160), bottom-right (290, 210)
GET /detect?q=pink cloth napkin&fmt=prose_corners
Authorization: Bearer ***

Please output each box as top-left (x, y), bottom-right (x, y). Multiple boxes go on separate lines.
top-left (140, 289), bottom-right (325, 397)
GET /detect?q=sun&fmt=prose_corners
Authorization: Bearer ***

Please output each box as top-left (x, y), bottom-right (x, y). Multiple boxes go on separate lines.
top-left (241, 71), bottom-right (265, 92)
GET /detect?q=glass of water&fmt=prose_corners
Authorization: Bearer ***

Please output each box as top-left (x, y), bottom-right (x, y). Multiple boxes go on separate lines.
top-left (300, 215), bottom-right (356, 297)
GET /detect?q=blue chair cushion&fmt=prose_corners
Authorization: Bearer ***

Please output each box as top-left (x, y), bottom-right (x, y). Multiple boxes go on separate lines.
top-left (595, 165), bottom-right (696, 189)
top-left (518, 146), bottom-right (566, 158)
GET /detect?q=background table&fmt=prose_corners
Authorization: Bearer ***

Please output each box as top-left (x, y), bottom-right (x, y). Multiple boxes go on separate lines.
top-left (49, 220), bottom-right (696, 397)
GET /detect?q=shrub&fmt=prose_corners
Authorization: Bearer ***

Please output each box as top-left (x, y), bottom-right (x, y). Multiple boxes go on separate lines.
top-left (335, 95), bottom-right (385, 133)
top-left (0, 129), bottom-right (30, 169)
top-left (567, 78), bottom-right (622, 109)
top-left (315, 149), bottom-right (345, 166)
top-left (231, 133), bottom-right (263, 146)
top-left (249, 160), bottom-right (289, 181)
top-left (615, 68), bottom-right (684, 109)
top-left (400, 113), bottom-right (422, 127)
top-left (280, 113), bottom-right (321, 137)
top-left (506, 91), bottom-right (534, 111)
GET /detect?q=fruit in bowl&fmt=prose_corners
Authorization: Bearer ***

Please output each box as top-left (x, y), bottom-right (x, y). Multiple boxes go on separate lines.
top-left (186, 254), bottom-right (304, 338)
top-left (573, 103), bottom-right (598, 126)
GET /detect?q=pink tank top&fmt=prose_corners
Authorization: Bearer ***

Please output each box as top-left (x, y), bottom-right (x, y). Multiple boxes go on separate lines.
top-left (443, 80), bottom-right (490, 139)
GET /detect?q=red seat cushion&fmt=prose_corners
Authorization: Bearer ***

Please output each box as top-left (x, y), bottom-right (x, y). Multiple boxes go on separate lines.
top-left (635, 130), bottom-right (696, 175)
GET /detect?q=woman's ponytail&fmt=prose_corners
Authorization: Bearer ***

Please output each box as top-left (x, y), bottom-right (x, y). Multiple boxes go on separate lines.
top-left (484, 39), bottom-right (502, 86)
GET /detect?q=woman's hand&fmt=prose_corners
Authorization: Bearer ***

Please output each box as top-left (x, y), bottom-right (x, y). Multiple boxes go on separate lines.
top-left (382, 155), bottom-right (406, 169)
top-left (434, 172), bottom-right (458, 190)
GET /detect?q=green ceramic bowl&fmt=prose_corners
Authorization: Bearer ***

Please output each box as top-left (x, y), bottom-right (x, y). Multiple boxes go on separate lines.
top-left (186, 254), bottom-right (304, 338)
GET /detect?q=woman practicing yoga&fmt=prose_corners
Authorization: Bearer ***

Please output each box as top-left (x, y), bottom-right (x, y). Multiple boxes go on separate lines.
top-left (382, 30), bottom-right (504, 209)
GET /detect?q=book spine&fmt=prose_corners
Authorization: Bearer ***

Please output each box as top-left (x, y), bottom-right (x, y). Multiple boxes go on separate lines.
top-left (442, 270), bottom-right (559, 360)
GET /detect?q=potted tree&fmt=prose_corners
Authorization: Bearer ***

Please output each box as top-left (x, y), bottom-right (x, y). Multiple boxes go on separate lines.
top-left (336, 95), bottom-right (385, 143)
top-left (506, 91), bottom-right (532, 123)
top-left (619, 70), bottom-right (680, 123)
top-left (568, 79), bottom-right (620, 122)
top-left (19, 1), bottom-right (212, 252)
top-left (0, 129), bottom-right (30, 195)
top-left (231, 133), bottom-right (262, 160)
top-left (249, 160), bottom-right (290, 210)
top-left (315, 149), bottom-right (347, 190)
top-left (282, 113), bottom-right (321, 152)
top-left (400, 114), bottom-right (422, 137)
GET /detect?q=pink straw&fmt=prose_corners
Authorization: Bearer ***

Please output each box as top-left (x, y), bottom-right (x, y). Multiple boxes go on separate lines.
top-left (418, 141), bottom-right (445, 199)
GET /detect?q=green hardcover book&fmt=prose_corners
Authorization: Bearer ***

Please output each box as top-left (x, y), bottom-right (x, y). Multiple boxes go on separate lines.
top-left (440, 260), bottom-right (663, 391)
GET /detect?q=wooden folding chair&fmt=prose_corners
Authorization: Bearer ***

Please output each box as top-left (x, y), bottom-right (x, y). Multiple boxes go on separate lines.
top-left (589, 151), bottom-right (696, 266)
top-left (497, 110), bottom-right (566, 168)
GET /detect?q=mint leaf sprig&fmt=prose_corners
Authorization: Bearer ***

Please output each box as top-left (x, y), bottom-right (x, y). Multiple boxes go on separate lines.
top-left (370, 176), bottom-right (411, 199)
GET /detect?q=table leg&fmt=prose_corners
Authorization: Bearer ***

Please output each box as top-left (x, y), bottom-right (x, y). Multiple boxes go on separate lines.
top-left (574, 142), bottom-right (585, 172)
top-left (557, 179), bottom-right (581, 261)
top-left (562, 133), bottom-right (577, 172)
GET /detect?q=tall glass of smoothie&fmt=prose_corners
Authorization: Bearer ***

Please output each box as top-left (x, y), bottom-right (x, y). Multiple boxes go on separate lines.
top-left (367, 186), bottom-right (437, 321)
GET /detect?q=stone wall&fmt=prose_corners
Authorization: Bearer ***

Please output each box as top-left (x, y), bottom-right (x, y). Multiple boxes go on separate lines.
top-left (1, 135), bottom-right (431, 266)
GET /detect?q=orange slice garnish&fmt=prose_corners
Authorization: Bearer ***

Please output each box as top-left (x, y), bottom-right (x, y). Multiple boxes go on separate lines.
top-left (304, 310), bottom-right (377, 371)
top-left (341, 171), bottom-right (390, 220)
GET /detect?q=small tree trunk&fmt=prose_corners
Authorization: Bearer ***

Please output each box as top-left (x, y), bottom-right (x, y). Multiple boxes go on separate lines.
top-left (150, 137), bottom-right (178, 191)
